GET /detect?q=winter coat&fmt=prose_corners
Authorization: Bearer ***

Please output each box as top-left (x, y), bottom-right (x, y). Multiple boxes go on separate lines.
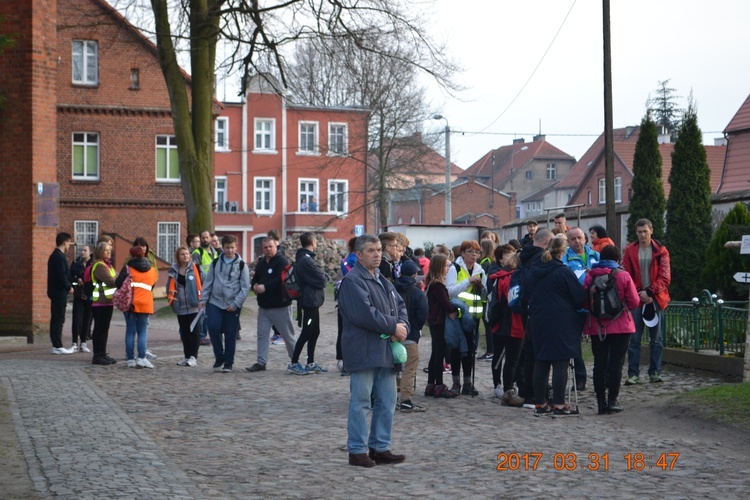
top-left (339, 262), bottom-right (409, 373)
top-left (622, 239), bottom-right (671, 311)
top-left (295, 247), bottom-right (327, 309)
top-left (251, 253), bottom-right (290, 309)
top-left (167, 263), bottom-right (203, 316)
top-left (341, 252), bottom-right (357, 276)
top-left (592, 237), bottom-right (616, 254)
top-left (582, 261), bottom-right (640, 337)
top-left (395, 274), bottom-right (428, 343)
top-left (488, 268), bottom-right (524, 339)
top-left (445, 299), bottom-right (473, 356)
top-left (202, 254), bottom-right (251, 311)
top-left (426, 281), bottom-right (457, 326)
top-left (562, 245), bottom-right (600, 285)
top-left (47, 248), bottom-right (71, 299)
top-left (523, 258), bottom-right (588, 361)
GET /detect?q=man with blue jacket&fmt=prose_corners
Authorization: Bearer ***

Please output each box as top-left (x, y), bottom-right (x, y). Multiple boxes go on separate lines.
top-left (339, 234), bottom-right (409, 468)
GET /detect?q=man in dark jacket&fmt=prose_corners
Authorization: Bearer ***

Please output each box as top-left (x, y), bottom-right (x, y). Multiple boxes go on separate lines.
top-left (288, 233), bottom-right (328, 375)
top-left (48, 232), bottom-right (75, 354)
top-left (394, 260), bottom-right (428, 412)
top-left (246, 237), bottom-right (297, 372)
top-left (340, 234), bottom-right (408, 467)
top-left (520, 220), bottom-right (538, 247)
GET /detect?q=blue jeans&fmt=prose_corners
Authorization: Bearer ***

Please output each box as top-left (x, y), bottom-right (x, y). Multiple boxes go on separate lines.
top-left (347, 367), bottom-right (397, 455)
top-left (124, 311), bottom-right (149, 360)
top-left (206, 303), bottom-right (240, 367)
top-left (628, 303), bottom-right (665, 377)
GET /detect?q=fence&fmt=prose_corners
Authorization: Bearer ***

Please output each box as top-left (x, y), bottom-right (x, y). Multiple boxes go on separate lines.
top-left (660, 290), bottom-right (748, 356)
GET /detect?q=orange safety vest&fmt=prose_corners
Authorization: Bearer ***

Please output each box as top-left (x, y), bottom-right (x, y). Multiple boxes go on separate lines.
top-left (129, 266), bottom-right (159, 314)
top-left (167, 263), bottom-right (203, 305)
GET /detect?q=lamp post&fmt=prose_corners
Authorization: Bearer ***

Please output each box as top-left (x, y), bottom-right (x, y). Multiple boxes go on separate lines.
top-left (508, 145), bottom-right (529, 192)
top-left (432, 114), bottom-right (451, 224)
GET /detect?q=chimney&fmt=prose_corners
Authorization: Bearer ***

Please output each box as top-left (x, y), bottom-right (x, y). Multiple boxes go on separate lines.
top-left (533, 134), bottom-right (545, 142)
top-left (658, 134), bottom-right (671, 144)
top-left (625, 126), bottom-right (636, 139)
top-left (512, 138), bottom-right (525, 145)
top-left (714, 137), bottom-right (727, 146)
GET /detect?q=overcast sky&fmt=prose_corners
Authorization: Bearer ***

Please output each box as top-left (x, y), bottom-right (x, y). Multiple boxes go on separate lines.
top-left (420, 0), bottom-right (750, 169)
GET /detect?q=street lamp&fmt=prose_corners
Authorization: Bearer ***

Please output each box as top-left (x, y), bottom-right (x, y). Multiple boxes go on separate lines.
top-left (432, 114), bottom-right (451, 224)
top-left (508, 145), bottom-right (529, 193)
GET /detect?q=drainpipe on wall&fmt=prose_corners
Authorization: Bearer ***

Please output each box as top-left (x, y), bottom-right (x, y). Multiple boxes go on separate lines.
top-left (282, 96), bottom-right (288, 237)
top-left (241, 93), bottom-right (248, 253)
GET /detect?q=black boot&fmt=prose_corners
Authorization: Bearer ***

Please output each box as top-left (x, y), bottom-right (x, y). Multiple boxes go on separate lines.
top-left (607, 399), bottom-right (623, 413)
top-left (597, 394), bottom-right (607, 415)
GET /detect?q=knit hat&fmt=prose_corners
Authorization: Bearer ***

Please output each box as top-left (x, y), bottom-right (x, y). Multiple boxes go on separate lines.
top-left (400, 260), bottom-right (420, 277)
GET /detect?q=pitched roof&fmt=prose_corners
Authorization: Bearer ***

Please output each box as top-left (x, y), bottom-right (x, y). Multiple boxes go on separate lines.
top-left (370, 133), bottom-right (463, 176)
top-left (725, 94), bottom-right (750, 133)
top-left (521, 181), bottom-right (560, 202)
top-left (463, 138), bottom-right (574, 188)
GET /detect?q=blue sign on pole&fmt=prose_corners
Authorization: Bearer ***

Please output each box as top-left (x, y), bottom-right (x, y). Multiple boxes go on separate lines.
top-left (354, 225), bottom-right (365, 237)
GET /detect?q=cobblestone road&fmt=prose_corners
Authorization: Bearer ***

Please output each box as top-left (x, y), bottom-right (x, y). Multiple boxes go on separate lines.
top-left (2, 299), bottom-right (749, 498)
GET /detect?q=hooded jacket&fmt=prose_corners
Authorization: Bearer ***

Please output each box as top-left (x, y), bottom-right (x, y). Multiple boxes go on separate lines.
top-left (622, 239), bottom-right (671, 311)
top-left (523, 258), bottom-right (587, 361)
top-left (488, 268), bottom-right (524, 339)
top-left (115, 257), bottom-right (158, 314)
top-left (167, 262), bottom-right (203, 316)
top-left (395, 274), bottom-right (428, 343)
top-left (202, 254), bottom-right (251, 311)
top-left (582, 261), bottom-right (639, 337)
top-left (295, 247), bottom-right (327, 309)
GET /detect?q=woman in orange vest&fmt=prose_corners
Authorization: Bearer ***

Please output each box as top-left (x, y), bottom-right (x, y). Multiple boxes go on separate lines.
top-left (115, 246), bottom-right (159, 368)
top-left (166, 246), bottom-right (203, 367)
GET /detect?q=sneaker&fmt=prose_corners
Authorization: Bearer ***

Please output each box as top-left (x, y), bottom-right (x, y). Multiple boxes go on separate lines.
top-left (340, 368), bottom-right (350, 377)
top-left (433, 384), bottom-right (459, 398)
top-left (306, 363), bottom-right (328, 374)
top-left (552, 404), bottom-right (580, 417)
top-left (71, 343), bottom-right (79, 353)
top-left (534, 404), bottom-right (553, 416)
top-left (493, 386), bottom-right (504, 399)
top-left (51, 347), bottom-right (74, 355)
top-left (272, 336), bottom-right (285, 345)
top-left (213, 361), bottom-right (224, 372)
top-left (79, 342), bottom-right (91, 353)
top-left (398, 400), bottom-right (426, 412)
top-left (199, 337), bottom-right (212, 346)
top-left (222, 365), bottom-right (233, 373)
top-left (287, 362), bottom-right (309, 375)
top-left (245, 363), bottom-right (266, 372)
top-left (624, 375), bottom-right (640, 386)
top-left (476, 352), bottom-right (493, 361)
top-left (337, 360), bottom-right (344, 372)
top-left (187, 356), bottom-right (197, 367)
top-left (127, 359), bottom-right (136, 368)
top-left (443, 363), bottom-right (452, 373)
top-left (176, 358), bottom-right (189, 366)
top-left (136, 358), bottom-right (154, 369)
top-left (145, 350), bottom-right (157, 360)
top-left (649, 373), bottom-right (663, 383)
top-left (501, 389), bottom-right (524, 407)
top-left (607, 400), bottom-right (623, 413)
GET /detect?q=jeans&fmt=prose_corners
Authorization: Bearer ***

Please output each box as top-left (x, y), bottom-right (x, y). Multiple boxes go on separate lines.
top-left (347, 367), bottom-right (397, 454)
top-left (206, 303), bottom-right (240, 367)
top-left (628, 303), bottom-right (665, 377)
top-left (49, 296), bottom-right (68, 348)
top-left (124, 311), bottom-right (149, 360)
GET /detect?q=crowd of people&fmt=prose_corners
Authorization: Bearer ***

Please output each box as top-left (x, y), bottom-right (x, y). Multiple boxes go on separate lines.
top-left (46, 216), bottom-right (671, 467)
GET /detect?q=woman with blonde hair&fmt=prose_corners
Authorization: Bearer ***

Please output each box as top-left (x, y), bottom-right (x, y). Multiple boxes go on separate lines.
top-left (167, 246), bottom-right (204, 367)
top-left (424, 254), bottom-right (459, 398)
top-left (90, 241), bottom-right (118, 365)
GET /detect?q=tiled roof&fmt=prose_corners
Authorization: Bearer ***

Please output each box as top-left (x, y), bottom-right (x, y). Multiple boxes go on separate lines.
top-left (370, 134), bottom-right (462, 176)
top-left (725, 94), bottom-right (750, 133)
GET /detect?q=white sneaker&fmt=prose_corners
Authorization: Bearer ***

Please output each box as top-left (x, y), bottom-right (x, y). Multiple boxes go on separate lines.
top-left (145, 350), bottom-right (157, 360)
top-left (176, 358), bottom-right (189, 366)
top-left (337, 360), bottom-right (344, 372)
top-left (136, 358), bottom-right (154, 369)
top-left (127, 359), bottom-right (136, 368)
top-left (71, 343), bottom-right (79, 353)
top-left (51, 347), bottom-right (74, 355)
top-left (494, 386), bottom-right (504, 399)
top-left (187, 356), bottom-right (197, 367)
top-left (79, 342), bottom-right (91, 353)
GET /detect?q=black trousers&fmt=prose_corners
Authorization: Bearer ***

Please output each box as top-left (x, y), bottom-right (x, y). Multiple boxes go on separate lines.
top-left (492, 335), bottom-right (524, 392)
top-left (427, 323), bottom-right (447, 386)
top-left (178, 313), bottom-right (201, 359)
top-left (71, 296), bottom-right (92, 344)
top-left (533, 359), bottom-right (569, 406)
top-left (91, 306), bottom-right (113, 356)
top-left (292, 307), bottom-right (320, 364)
top-left (591, 333), bottom-right (631, 402)
top-left (49, 296), bottom-right (68, 348)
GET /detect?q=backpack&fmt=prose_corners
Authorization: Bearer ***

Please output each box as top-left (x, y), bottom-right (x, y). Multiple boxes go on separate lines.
top-left (281, 263), bottom-right (301, 301)
top-left (82, 262), bottom-right (94, 301)
top-left (484, 275), bottom-right (503, 325)
top-left (507, 266), bottom-right (527, 315)
top-left (112, 267), bottom-right (133, 312)
top-left (589, 269), bottom-right (624, 320)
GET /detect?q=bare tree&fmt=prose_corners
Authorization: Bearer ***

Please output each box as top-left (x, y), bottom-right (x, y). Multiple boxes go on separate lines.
top-left (117, 0), bottom-right (455, 232)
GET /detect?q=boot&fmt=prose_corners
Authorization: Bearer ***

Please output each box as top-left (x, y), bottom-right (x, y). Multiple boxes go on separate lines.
top-left (433, 384), bottom-right (458, 398)
top-left (597, 395), bottom-right (608, 415)
top-left (607, 399), bottom-right (623, 413)
top-left (424, 383), bottom-right (435, 397)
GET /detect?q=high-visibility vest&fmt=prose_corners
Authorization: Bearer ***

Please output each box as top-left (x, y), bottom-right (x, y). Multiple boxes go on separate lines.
top-left (130, 266), bottom-right (159, 314)
top-left (193, 246), bottom-right (217, 275)
top-left (91, 261), bottom-right (116, 303)
top-left (456, 265), bottom-right (484, 318)
top-left (167, 263), bottom-right (203, 305)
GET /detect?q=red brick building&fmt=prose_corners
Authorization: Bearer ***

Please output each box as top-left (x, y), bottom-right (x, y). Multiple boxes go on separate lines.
top-left (214, 75), bottom-right (369, 260)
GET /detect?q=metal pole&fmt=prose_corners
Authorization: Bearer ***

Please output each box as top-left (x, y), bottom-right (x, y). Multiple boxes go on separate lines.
top-left (445, 124), bottom-right (451, 224)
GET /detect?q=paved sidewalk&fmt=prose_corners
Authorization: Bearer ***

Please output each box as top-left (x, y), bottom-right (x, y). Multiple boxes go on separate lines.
top-left (2, 299), bottom-right (750, 498)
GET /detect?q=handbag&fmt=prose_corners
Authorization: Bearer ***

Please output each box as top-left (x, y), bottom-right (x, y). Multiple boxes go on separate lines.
top-left (112, 267), bottom-right (133, 312)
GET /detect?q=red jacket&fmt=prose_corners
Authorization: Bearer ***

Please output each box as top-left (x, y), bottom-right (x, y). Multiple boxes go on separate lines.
top-left (622, 239), bottom-right (671, 310)
top-left (489, 269), bottom-right (524, 339)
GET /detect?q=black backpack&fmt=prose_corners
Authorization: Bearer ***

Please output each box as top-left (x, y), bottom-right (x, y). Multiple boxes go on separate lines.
top-left (589, 269), bottom-right (624, 320)
top-left (507, 266), bottom-right (527, 315)
top-left (484, 275), bottom-right (503, 325)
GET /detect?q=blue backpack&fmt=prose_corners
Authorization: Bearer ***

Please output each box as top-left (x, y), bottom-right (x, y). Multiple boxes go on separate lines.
top-left (507, 267), bottom-right (527, 315)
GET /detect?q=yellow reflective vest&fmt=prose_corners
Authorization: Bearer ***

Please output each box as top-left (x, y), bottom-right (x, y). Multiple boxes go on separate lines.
top-left (455, 264), bottom-right (484, 319)
top-left (91, 261), bottom-right (117, 303)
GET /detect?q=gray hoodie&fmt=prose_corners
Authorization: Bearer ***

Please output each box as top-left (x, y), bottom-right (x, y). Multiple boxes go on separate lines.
top-left (167, 263), bottom-right (203, 316)
top-left (200, 254), bottom-right (251, 311)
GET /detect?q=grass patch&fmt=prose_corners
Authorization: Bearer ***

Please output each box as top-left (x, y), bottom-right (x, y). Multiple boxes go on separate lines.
top-left (682, 382), bottom-right (750, 429)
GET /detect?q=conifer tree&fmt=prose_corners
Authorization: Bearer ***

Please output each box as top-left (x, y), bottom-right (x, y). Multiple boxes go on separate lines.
top-left (627, 113), bottom-right (666, 242)
top-left (665, 102), bottom-right (712, 300)
top-left (701, 203), bottom-right (750, 300)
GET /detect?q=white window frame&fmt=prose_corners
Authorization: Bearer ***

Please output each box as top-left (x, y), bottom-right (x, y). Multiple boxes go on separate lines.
top-left (614, 177), bottom-right (622, 203)
top-left (157, 222), bottom-right (180, 262)
top-left (254, 177), bottom-right (275, 215)
top-left (546, 162), bottom-right (557, 180)
top-left (254, 118), bottom-right (276, 153)
top-left (72, 40), bottom-right (98, 85)
top-left (72, 132), bottom-right (100, 180)
top-left (598, 178), bottom-right (606, 204)
top-left (74, 220), bottom-right (98, 258)
top-left (299, 178), bottom-right (319, 211)
top-left (215, 117), bottom-right (229, 151)
top-left (156, 135), bottom-right (180, 182)
top-left (328, 123), bottom-right (348, 155)
top-left (215, 176), bottom-right (227, 212)
top-left (298, 121), bottom-right (319, 154)
top-left (328, 179), bottom-right (348, 214)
